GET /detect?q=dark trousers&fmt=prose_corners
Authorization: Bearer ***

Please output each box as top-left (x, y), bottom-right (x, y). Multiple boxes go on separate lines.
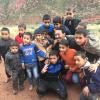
top-left (12, 70), bottom-right (24, 90)
top-left (37, 78), bottom-right (67, 100)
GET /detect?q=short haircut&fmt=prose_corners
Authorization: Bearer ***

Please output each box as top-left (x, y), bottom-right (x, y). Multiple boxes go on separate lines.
top-left (53, 16), bottom-right (62, 24)
top-left (18, 23), bottom-right (26, 29)
top-left (75, 51), bottom-right (86, 59)
top-left (1, 27), bottom-right (10, 34)
top-left (59, 39), bottom-right (69, 47)
top-left (9, 41), bottom-right (19, 47)
top-left (23, 32), bottom-right (33, 40)
top-left (75, 29), bottom-right (89, 37)
top-left (34, 28), bottom-right (42, 35)
top-left (43, 14), bottom-right (51, 20)
top-left (49, 50), bottom-right (59, 57)
top-left (67, 8), bottom-right (75, 13)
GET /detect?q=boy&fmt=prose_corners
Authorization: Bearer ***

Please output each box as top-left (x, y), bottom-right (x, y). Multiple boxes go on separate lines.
top-left (74, 51), bottom-right (100, 100)
top-left (20, 32), bottom-right (46, 90)
top-left (15, 23), bottom-right (26, 44)
top-left (37, 50), bottom-right (67, 100)
top-left (64, 8), bottom-right (81, 35)
top-left (38, 14), bottom-right (54, 39)
top-left (5, 41), bottom-right (24, 95)
top-left (74, 29), bottom-right (100, 73)
top-left (53, 16), bottom-right (70, 35)
top-left (59, 39), bottom-right (81, 84)
top-left (0, 27), bottom-right (14, 82)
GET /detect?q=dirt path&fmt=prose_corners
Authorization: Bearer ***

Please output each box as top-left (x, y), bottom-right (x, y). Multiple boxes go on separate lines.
top-left (0, 62), bottom-right (99, 100)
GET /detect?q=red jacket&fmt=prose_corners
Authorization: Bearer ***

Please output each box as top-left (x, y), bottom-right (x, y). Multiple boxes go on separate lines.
top-left (60, 48), bottom-right (79, 72)
top-left (15, 34), bottom-right (23, 44)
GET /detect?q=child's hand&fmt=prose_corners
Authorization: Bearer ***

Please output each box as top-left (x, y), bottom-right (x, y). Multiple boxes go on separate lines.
top-left (22, 63), bottom-right (25, 69)
top-left (79, 72), bottom-right (84, 79)
top-left (64, 65), bottom-right (69, 69)
top-left (82, 86), bottom-right (90, 96)
top-left (89, 63), bottom-right (99, 73)
top-left (41, 66), bottom-right (48, 74)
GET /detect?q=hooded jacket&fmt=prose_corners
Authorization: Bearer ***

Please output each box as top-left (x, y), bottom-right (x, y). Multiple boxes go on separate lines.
top-left (82, 61), bottom-right (100, 93)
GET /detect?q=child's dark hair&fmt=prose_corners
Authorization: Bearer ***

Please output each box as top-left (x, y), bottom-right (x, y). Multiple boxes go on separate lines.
top-left (1, 27), bottom-right (10, 34)
top-left (75, 29), bottom-right (89, 37)
top-left (18, 23), bottom-right (26, 30)
top-left (67, 8), bottom-right (75, 13)
top-left (9, 41), bottom-right (19, 47)
top-left (43, 14), bottom-right (51, 20)
top-left (23, 32), bottom-right (33, 40)
top-left (75, 51), bottom-right (86, 59)
top-left (49, 50), bottom-right (59, 57)
top-left (59, 39), bottom-right (69, 47)
top-left (34, 28), bottom-right (42, 35)
top-left (53, 16), bottom-right (62, 24)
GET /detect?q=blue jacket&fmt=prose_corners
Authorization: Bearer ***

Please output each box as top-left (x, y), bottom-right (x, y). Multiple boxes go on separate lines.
top-left (41, 60), bottom-right (63, 80)
top-left (39, 24), bottom-right (54, 38)
top-left (47, 60), bottom-right (63, 74)
top-left (20, 43), bottom-right (46, 65)
top-left (82, 61), bottom-right (100, 93)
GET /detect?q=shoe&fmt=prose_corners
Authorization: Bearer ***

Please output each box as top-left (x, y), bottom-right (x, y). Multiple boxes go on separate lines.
top-left (13, 90), bottom-right (18, 95)
top-left (29, 85), bottom-right (33, 91)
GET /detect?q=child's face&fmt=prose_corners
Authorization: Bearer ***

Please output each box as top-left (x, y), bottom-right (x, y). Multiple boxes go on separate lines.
top-left (75, 34), bottom-right (87, 46)
top-left (18, 27), bottom-right (25, 34)
top-left (23, 35), bottom-right (31, 45)
top-left (49, 55), bottom-right (58, 64)
top-left (43, 20), bottom-right (51, 27)
top-left (59, 44), bottom-right (68, 53)
top-left (10, 46), bottom-right (19, 54)
top-left (54, 30), bottom-right (65, 42)
top-left (74, 55), bottom-right (86, 68)
top-left (1, 31), bottom-right (9, 40)
top-left (35, 34), bottom-right (43, 40)
top-left (54, 23), bottom-right (61, 29)
top-left (66, 11), bottom-right (74, 20)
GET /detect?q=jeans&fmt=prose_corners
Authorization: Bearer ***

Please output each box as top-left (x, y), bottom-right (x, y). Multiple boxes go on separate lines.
top-left (26, 65), bottom-right (39, 85)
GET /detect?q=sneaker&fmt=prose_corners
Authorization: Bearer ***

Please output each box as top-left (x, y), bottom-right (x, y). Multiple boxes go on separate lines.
top-left (13, 90), bottom-right (18, 95)
top-left (29, 85), bottom-right (33, 91)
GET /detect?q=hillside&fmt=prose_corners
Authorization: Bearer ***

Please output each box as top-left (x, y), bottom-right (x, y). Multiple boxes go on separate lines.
top-left (0, 0), bottom-right (100, 24)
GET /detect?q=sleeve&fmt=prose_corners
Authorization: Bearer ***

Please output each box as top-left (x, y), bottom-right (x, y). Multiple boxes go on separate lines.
top-left (19, 48), bottom-right (24, 63)
top-left (89, 35), bottom-right (100, 65)
top-left (5, 54), bottom-right (12, 73)
top-left (88, 83), bottom-right (98, 93)
top-left (34, 45), bottom-right (46, 58)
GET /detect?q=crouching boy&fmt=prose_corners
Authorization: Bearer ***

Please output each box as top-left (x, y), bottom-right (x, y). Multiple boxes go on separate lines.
top-left (37, 50), bottom-right (67, 100)
top-left (74, 51), bottom-right (100, 100)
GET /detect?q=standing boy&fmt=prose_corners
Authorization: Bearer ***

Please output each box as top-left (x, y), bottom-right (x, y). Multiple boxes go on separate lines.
top-left (20, 32), bottom-right (46, 90)
top-left (64, 8), bottom-right (81, 35)
top-left (38, 14), bottom-right (54, 39)
top-left (0, 27), bottom-right (14, 82)
top-left (5, 41), bottom-right (24, 95)
top-left (15, 23), bottom-right (26, 44)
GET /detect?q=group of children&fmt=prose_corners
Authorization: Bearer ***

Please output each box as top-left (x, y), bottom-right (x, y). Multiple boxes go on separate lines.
top-left (0, 8), bottom-right (100, 100)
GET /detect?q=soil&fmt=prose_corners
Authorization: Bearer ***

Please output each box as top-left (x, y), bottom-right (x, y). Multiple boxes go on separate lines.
top-left (0, 62), bottom-right (99, 100)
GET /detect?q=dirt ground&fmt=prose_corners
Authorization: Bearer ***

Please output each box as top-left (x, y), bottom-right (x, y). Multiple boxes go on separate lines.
top-left (0, 62), bottom-right (99, 100)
